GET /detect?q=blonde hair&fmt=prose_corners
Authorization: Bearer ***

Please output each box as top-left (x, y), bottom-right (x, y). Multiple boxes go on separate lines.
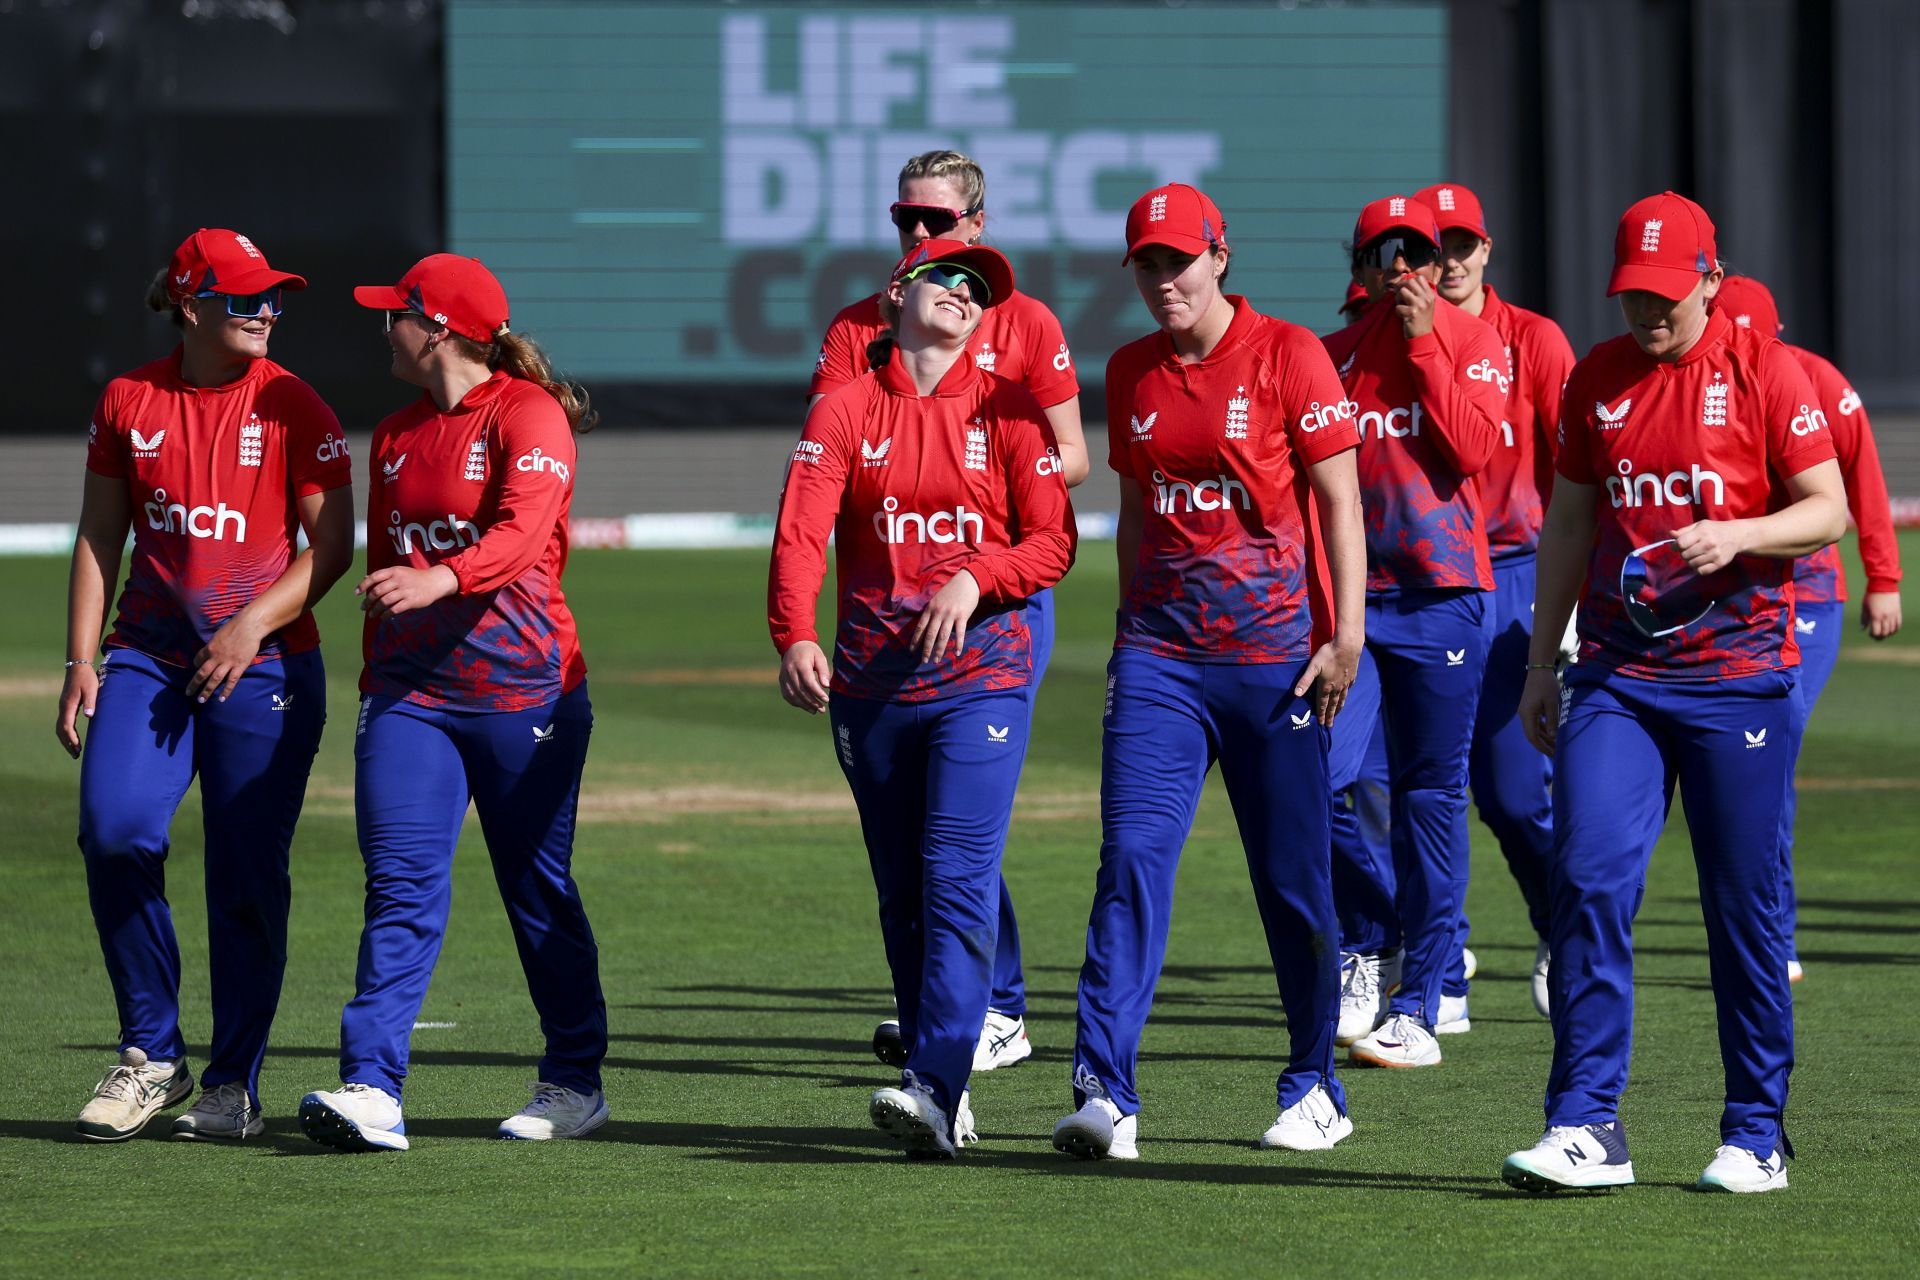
top-left (449, 329), bottom-right (599, 434)
top-left (898, 150), bottom-right (986, 212)
top-left (145, 266), bottom-right (186, 328)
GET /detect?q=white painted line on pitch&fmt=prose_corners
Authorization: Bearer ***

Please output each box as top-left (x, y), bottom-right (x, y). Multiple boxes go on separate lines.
top-left (412, 1021), bottom-right (459, 1030)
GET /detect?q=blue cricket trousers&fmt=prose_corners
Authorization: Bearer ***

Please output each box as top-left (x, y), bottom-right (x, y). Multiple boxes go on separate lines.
top-left (1547, 664), bottom-right (1800, 1157)
top-left (340, 683), bottom-right (606, 1099)
top-left (831, 685), bottom-right (1032, 1122)
top-left (1367, 589), bottom-right (1488, 1024)
top-left (987, 587), bottom-right (1054, 1018)
top-left (1073, 649), bottom-right (1345, 1118)
top-left (1448, 554), bottom-right (1556, 995)
top-left (78, 646), bottom-right (326, 1101)
top-left (1330, 649), bottom-right (1396, 956)
top-left (1777, 599), bottom-right (1842, 958)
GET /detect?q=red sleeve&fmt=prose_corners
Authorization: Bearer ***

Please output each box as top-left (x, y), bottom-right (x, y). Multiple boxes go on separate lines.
top-left (1759, 343), bottom-right (1837, 481)
top-left (1277, 328), bottom-right (1362, 465)
top-left (1814, 365), bottom-right (1902, 592)
top-left (964, 386), bottom-right (1076, 603)
top-left (1528, 317), bottom-right (1577, 481)
top-left (768, 392), bottom-right (856, 650)
top-left (440, 388), bottom-right (573, 594)
top-left (1404, 316), bottom-right (1504, 476)
top-left (1104, 347), bottom-right (1139, 479)
top-left (1014, 297), bottom-right (1080, 409)
top-left (807, 315), bottom-right (868, 399)
top-left (85, 383), bottom-right (129, 479)
top-left (276, 379), bottom-right (353, 498)
top-left (1554, 361), bottom-right (1598, 485)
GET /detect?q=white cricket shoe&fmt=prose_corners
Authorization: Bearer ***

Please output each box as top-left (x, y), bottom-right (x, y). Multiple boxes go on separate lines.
top-left (1052, 1096), bottom-right (1138, 1161)
top-left (1699, 1145), bottom-right (1789, 1193)
top-left (1787, 959), bottom-right (1805, 983)
top-left (1461, 946), bottom-right (1478, 981)
top-left (170, 1082), bottom-right (265, 1141)
top-left (1349, 1013), bottom-right (1441, 1068)
top-left (1335, 952), bottom-right (1381, 1046)
top-left (869, 1071), bottom-right (958, 1159)
top-left (300, 1083), bottom-right (409, 1152)
top-left (498, 1082), bottom-right (609, 1140)
top-left (1502, 1122), bottom-right (1634, 1192)
top-left (973, 1011), bottom-right (1033, 1071)
top-left (871, 1018), bottom-right (907, 1068)
top-left (955, 1090), bottom-right (978, 1146)
top-left (75, 1047), bottom-right (194, 1142)
top-left (1532, 941), bottom-right (1552, 1017)
top-left (1435, 993), bottom-right (1472, 1035)
top-left (1259, 1082), bottom-right (1352, 1151)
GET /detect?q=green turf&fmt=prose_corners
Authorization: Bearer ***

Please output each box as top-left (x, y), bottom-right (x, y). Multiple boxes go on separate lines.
top-left (1, 536), bottom-right (1916, 1277)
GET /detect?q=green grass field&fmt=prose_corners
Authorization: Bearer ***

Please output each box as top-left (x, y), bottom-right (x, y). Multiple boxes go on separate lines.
top-left (2, 536), bottom-right (1917, 1277)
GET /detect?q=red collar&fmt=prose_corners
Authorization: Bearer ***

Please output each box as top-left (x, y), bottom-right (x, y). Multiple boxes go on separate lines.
top-left (876, 345), bottom-right (982, 398)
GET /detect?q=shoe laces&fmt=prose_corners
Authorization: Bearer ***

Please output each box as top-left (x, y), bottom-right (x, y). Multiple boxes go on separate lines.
top-left (191, 1082), bottom-right (251, 1115)
top-left (92, 1063), bottom-right (144, 1103)
top-left (1349, 955), bottom-right (1380, 1002)
top-left (523, 1082), bottom-right (584, 1115)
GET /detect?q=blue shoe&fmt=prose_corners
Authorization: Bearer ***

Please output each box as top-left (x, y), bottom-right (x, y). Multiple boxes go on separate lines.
top-left (1502, 1121), bottom-right (1632, 1192)
top-left (300, 1084), bottom-right (409, 1152)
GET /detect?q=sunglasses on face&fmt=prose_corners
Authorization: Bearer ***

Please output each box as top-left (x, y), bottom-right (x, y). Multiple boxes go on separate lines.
top-left (197, 287), bottom-right (283, 318)
top-left (901, 261), bottom-right (991, 306)
top-left (1362, 236), bottom-right (1440, 272)
top-left (888, 201), bottom-right (983, 236)
top-left (383, 307), bottom-right (441, 334)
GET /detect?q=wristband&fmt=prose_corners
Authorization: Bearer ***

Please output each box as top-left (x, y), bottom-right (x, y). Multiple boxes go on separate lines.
top-left (1525, 662), bottom-right (1557, 672)
top-left (64, 658), bottom-right (93, 669)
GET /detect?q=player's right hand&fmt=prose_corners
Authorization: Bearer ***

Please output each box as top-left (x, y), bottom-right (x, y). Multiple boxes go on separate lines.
top-left (778, 640), bottom-right (832, 714)
top-left (56, 663), bottom-right (99, 759)
top-left (1517, 666), bottom-right (1561, 757)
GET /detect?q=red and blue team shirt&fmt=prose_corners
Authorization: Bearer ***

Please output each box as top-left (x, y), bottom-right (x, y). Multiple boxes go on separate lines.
top-left (1557, 309), bottom-right (1836, 681)
top-left (1784, 346), bottom-right (1902, 604)
top-left (810, 290), bottom-right (1080, 408)
top-left (1321, 293), bottom-right (1507, 594)
top-left (1106, 296), bottom-right (1360, 663)
top-left (770, 351), bottom-right (1075, 703)
top-left (85, 350), bottom-right (351, 667)
top-left (1477, 286), bottom-right (1576, 558)
top-left (363, 370), bottom-right (585, 711)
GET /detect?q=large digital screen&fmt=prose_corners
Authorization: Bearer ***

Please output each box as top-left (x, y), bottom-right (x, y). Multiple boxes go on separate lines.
top-left (447, 2), bottom-right (1447, 384)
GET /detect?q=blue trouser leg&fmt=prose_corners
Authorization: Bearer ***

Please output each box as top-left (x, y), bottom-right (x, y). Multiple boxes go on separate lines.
top-left (1547, 668), bottom-right (1797, 1156)
top-left (991, 589), bottom-right (1054, 1018)
top-left (194, 651), bottom-right (326, 1099)
top-left (1330, 649), bottom-right (1396, 956)
top-left (1777, 599), bottom-right (1842, 959)
top-left (342, 697), bottom-right (470, 1098)
top-left (79, 650), bottom-right (200, 1065)
top-left (834, 689), bottom-right (1028, 1121)
top-left (464, 685), bottom-right (606, 1094)
top-left (1451, 555), bottom-right (1555, 995)
top-left (1207, 663), bottom-right (1346, 1114)
top-left (1369, 590), bottom-right (1488, 1025)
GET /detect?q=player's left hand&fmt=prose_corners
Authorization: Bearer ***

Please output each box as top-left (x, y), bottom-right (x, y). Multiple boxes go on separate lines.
top-left (1672, 518), bottom-right (1747, 576)
top-left (1394, 272), bottom-right (1437, 338)
top-left (911, 570), bottom-right (981, 663)
top-left (1297, 637), bottom-right (1362, 727)
top-left (188, 614), bottom-right (266, 703)
top-left (1861, 590), bottom-right (1903, 639)
top-left (358, 564), bottom-right (460, 621)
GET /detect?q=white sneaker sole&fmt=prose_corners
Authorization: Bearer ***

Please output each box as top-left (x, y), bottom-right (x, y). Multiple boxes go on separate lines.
top-left (1260, 1112), bottom-right (1353, 1151)
top-left (299, 1093), bottom-right (409, 1152)
top-left (869, 1092), bottom-right (955, 1160)
top-left (170, 1113), bottom-right (267, 1142)
top-left (1052, 1117), bottom-right (1137, 1161)
top-left (75, 1073), bottom-right (195, 1143)
top-left (1348, 1043), bottom-right (1441, 1069)
top-left (1699, 1172), bottom-right (1788, 1193)
top-left (1435, 1016), bottom-right (1472, 1035)
top-left (498, 1097), bottom-right (609, 1141)
top-left (1502, 1154), bottom-right (1634, 1192)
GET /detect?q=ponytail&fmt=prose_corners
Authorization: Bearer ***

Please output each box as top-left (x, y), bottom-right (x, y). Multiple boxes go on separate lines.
top-left (449, 328), bottom-right (599, 433)
top-left (145, 266), bottom-right (185, 328)
top-left (866, 290), bottom-right (902, 373)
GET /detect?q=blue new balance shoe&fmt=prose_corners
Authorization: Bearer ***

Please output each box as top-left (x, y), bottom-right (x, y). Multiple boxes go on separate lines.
top-left (1502, 1121), bottom-right (1633, 1192)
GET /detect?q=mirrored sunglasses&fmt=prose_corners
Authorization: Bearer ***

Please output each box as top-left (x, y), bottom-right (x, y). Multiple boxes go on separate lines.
top-left (888, 201), bottom-right (983, 236)
top-left (902, 261), bottom-right (991, 306)
top-left (1363, 236), bottom-right (1440, 272)
top-left (198, 287), bottom-right (283, 318)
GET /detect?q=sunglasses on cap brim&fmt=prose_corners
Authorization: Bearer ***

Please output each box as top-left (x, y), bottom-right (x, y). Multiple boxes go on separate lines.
top-left (888, 201), bottom-right (983, 236)
top-left (1360, 236), bottom-right (1440, 272)
top-left (196, 287), bottom-right (283, 318)
top-left (899, 261), bottom-right (992, 306)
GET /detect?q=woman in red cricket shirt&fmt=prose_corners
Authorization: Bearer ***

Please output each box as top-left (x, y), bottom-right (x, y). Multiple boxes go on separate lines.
top-left (60, 228), bottom-right (355, 1143)
top-left (299, 255), bottom-right (609, 1153)
top-left (770, 239), bottom-right (1075, 1158)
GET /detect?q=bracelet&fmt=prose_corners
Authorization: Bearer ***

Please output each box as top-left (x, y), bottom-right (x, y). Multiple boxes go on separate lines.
top-left (64, 658), bottom-right (93, 669)
top-left (1525, 662), bottom-right (1557, 672)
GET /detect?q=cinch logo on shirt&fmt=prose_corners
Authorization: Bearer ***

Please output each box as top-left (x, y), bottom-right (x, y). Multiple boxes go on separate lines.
top-left (1298, 398), bottom-right (1357, 434)
top-left (316, 433), bottom-right (350, 463)
top-left (1359, 403), bottom-right (1424, 439)
top-left (515, 447), bottom-right (571, 483)
top-left (1838, 387), bottom-right (1862, 416)
top-left (1604, 458), bottom-right (1726, 509)
top-left (1790, 404), bottom-right (1829, 437)
top-left (873, 496), bottom-right (983, 545)
top-left (1151, 468), bottom-right (1251, 515)
top-left (388, 509), bottom-right (482, 554)
top-left (1053, 343), bottom-right (1073, 373)
top-left (144, 488), bottom-right (247, 542)
top-left (1466, 358), bottom-right (1510, 393)
top-left (1035, 447), bottom-right (1063, 477)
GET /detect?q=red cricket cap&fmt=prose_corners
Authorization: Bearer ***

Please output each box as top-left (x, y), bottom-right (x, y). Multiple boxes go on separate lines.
top-left (888, 238), bottom-right (1015, 309)
top-left (1122, 184), bottom-right (1227, 264)
top-left (1608, 191), bottom-right (1717, 300)
top-left (166, 228), bottom-right (306, 305)
top-left (1339, 280), bottom-right (1369, 316)
top-left (1713, 275), bottom-right (1783, 337)
top-left (1413, 182), bottom-right (1489, 238)
top-left (1352, 195), bottom-right (1441, 253)
top-left (354, 254), bottom-right (510, 344)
